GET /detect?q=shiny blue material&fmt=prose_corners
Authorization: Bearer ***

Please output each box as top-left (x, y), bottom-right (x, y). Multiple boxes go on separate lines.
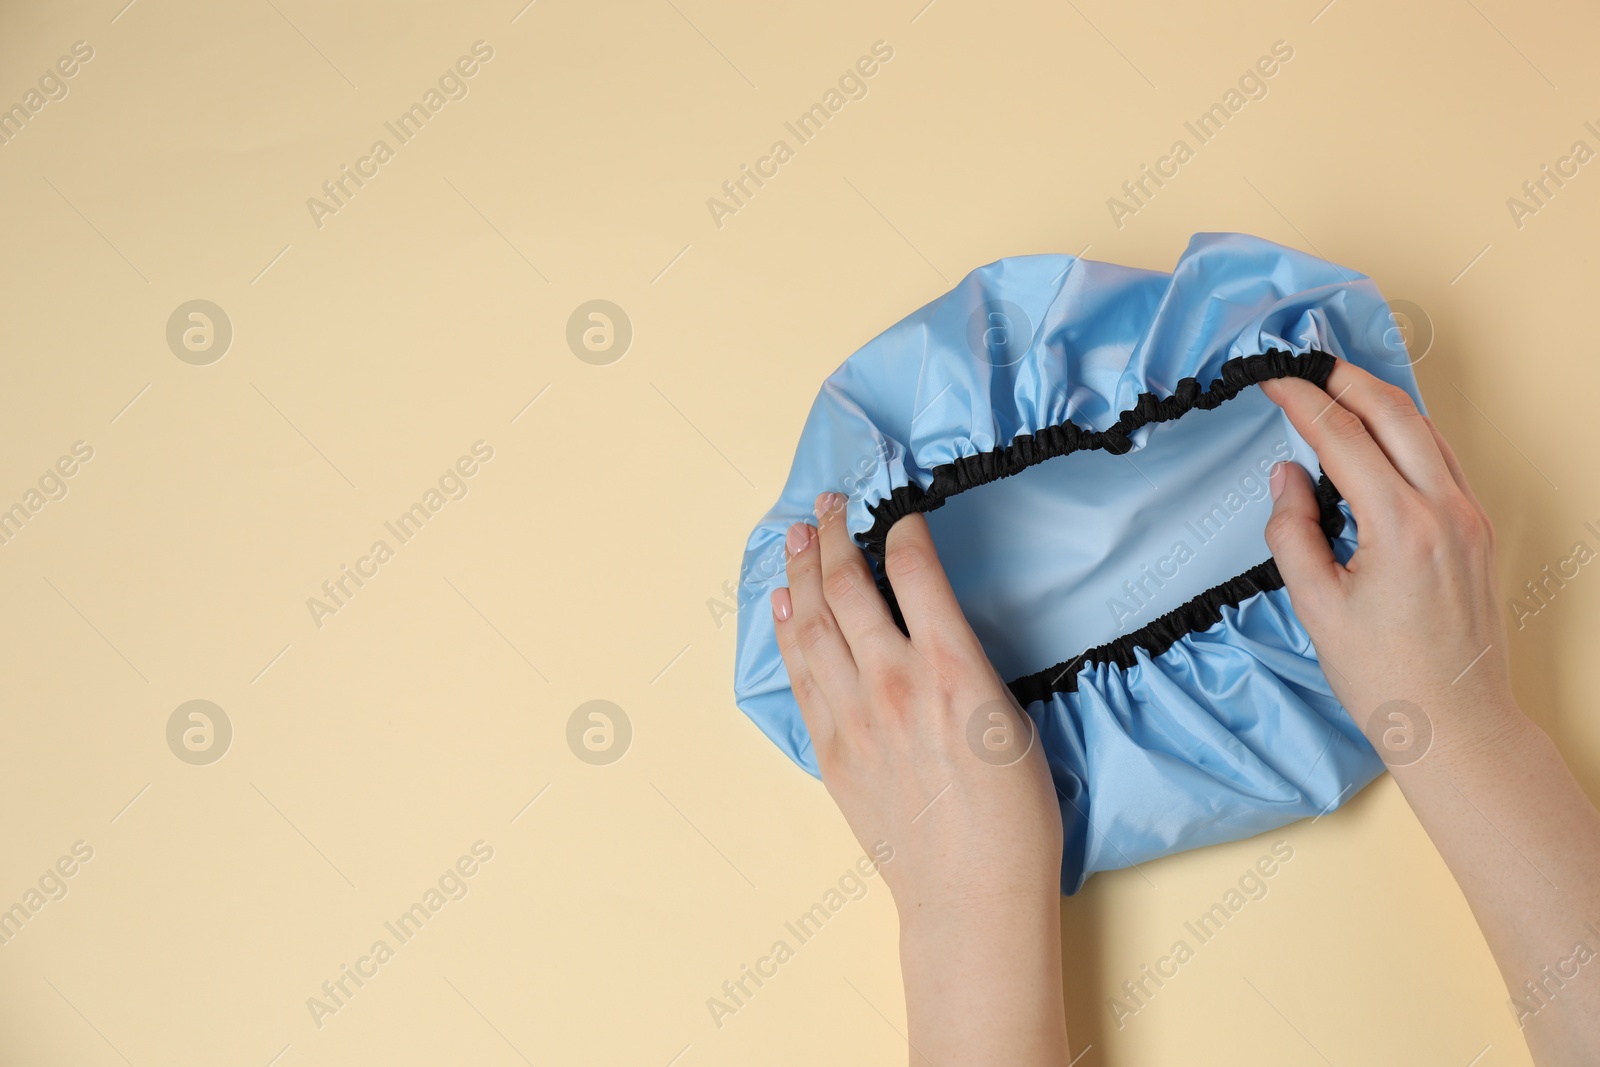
top-left (734, 233), bottom-right (1424, 892)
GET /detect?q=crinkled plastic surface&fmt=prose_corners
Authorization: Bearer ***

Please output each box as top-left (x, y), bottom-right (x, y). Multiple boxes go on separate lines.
top-left (734, 233), bottom-right (1423, 893)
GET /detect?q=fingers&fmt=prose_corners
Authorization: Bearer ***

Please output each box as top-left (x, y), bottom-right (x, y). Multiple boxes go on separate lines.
top-left (814, 492), bottom-right (905, 655)
top-left (1264, 460), bottom-right (1343, 610)
top-left (1260, 374), bottom-right (1413, 529)
top-left (772, 587), bottom-right (835, 749)
top-left (1319, 361), bottom-right (1456, 497)
top-left (781, 519), bottom-right (860, 714)
top-left (1422, 415), bottom-right (1485, 512)
top-left (883, 513), bottom-right (985, 662)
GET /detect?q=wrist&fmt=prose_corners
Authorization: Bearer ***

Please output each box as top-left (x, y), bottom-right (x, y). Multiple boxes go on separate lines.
top-left (891, 863), bottom-right (1061, 926)
top-left (1380, 692), bottom-right (1539, 780)
top-left (897, 884), bottom-right (1062, 960)
top-left (897, 889), bottom-right (1069, 1065)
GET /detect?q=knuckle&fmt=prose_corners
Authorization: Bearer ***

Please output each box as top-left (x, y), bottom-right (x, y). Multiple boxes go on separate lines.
top-left (789, 669), bottom-right (817, 705)
top-left (1440, 494), bottom-right (1478, 532)
top-left (868, 664), bottom-right (917, 705)
top-left (1263, 510), bottom-right (1300, 549)
top-left (1444, 494), bottom-right (1495, 551)
top-left (919, 626), bottom-right (983, 676)
top-left (784, 553), bottom-right (814, 587)
top-left (822, 565), bottom-right (862, 605)
top-left (885, 539), bottom-right (936, 586)
top-left (795, 612), bottom-right (835, 651)
top-left (1374, 383), bottom-right (1419, 419)
top-left (1394, 507), bottom-right (1448, 560)
top-left (932, 645), bottom-right (980, 685)
top-left (1321, 405), bottom-right (1371, 445)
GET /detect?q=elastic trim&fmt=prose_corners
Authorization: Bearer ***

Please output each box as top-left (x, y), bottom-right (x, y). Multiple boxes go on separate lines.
top-left (858, 349), bottom-right (1335, 562)
top-left (1007, 473), bottom-right (1344, 706)
top-left (854, 348), bottom-right (1345, 702)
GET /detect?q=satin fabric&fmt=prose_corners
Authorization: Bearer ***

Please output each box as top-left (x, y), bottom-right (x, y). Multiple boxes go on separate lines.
top-left (734, 233), bottom-right (1424, 892)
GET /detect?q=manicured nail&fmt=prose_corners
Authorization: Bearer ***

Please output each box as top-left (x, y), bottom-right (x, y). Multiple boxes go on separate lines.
top-left (786, 522), bottom-right (812, 555)
top-left (1269, 462), bottom-right (1286, 500)
top-left (814, 491), bottom-right (844, 521)
top-left (771, 587), bottom-right (792, 621)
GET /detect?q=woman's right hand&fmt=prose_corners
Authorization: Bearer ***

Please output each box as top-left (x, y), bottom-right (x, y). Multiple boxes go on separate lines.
top-left (1263, 359), bottom-right (1600, 1067)
top-left (1260, 361), bottom-right (1520, 762)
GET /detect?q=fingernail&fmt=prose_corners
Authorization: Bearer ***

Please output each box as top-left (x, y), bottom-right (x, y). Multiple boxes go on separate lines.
top-left (1269, 462), bottom-right (1286, 500)
top-left (786, 522), bottom-right (812, 555)
top-left (771, 587), bottom-right (792, 621)
top-left (814, 492), bottom-right (844, 521)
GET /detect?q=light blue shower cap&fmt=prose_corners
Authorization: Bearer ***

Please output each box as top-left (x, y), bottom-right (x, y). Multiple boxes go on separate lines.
top-left (735, 233), bottom-right (1422, 893)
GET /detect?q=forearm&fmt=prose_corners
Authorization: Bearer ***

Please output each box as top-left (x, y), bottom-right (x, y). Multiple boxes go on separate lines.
top-left (899, 898), bottom-right (1070, 1067)
top-left (774, 500), bottom-right (1075, 1067)
top-left (1384, 702), bottom-right (1600, 1065)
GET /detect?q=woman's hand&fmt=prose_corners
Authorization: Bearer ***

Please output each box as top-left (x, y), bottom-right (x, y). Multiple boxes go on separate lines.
top-left (772, 493), bottom-right (1069, 1066)
top-left (1260, 362), bottom-right (1518, 758)
top-left (1262, 360), bottom-right (1600, 1067)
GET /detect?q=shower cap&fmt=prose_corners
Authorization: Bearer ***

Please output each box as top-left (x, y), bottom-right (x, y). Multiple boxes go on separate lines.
top-left (734, 232), bottom-right (1423, 893)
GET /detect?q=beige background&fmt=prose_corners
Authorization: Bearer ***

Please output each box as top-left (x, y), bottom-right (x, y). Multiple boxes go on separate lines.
top-left (1, 0), bottom-right (1595, 1064)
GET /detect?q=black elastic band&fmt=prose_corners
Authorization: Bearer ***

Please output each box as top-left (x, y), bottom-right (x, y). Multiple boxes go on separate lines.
top-left (856, 349), bottom-right (1347, 703)
top-left (1007, 473), bottom-right (1343, 705)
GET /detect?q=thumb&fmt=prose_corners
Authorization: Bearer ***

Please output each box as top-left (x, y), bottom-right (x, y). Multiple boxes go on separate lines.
top-left (1264, 461), bottom-right (1342, 610)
